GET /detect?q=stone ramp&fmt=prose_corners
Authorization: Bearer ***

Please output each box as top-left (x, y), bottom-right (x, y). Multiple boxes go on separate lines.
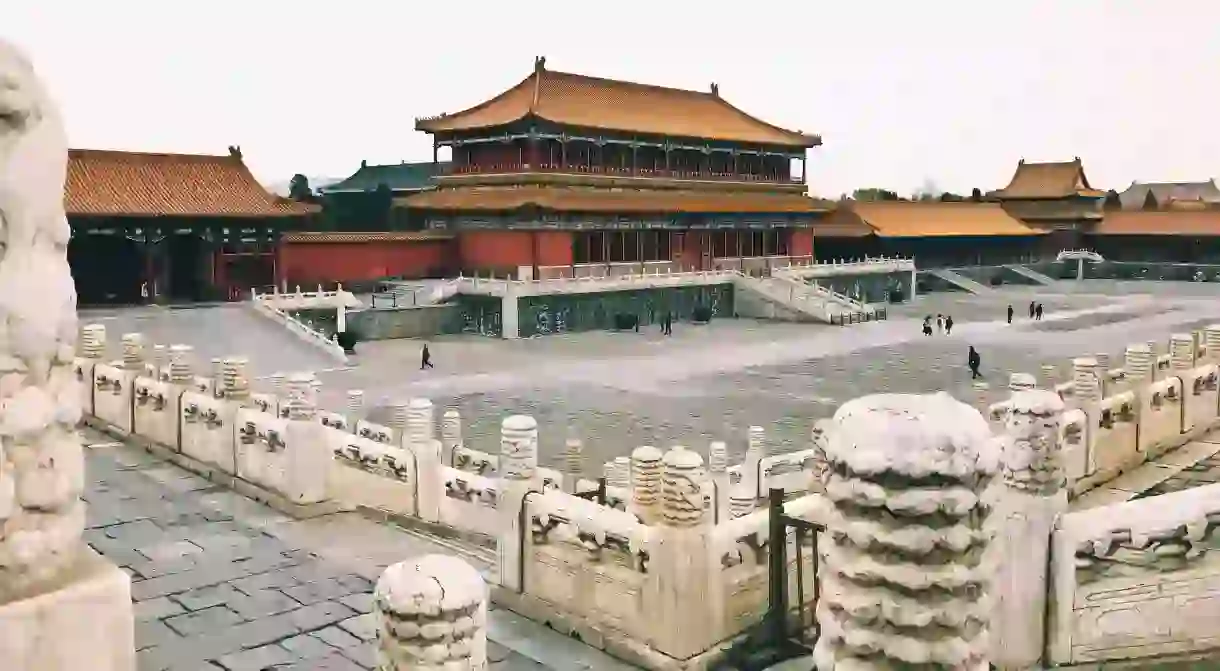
top-left (1006, 264), bottom-right (1059, 286)
top-left (78, 304), bottom-right (340, 378)
top-left (81, 429), bottom-right (634, 671)
top-left (928, 268), bottom-right (993, 294)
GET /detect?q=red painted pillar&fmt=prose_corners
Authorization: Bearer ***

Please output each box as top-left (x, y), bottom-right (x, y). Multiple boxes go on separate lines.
top-left (273, 237), bottom-right (285, 291)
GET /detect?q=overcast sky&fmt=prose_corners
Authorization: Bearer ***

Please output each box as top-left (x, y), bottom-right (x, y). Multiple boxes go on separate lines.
top-left (5, 1), bottom-right (1216, 197)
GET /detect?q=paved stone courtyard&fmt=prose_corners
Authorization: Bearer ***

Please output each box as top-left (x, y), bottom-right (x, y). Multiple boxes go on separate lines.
top-left (85, 280), bottom-right (1220, 469)
top-left (81, 426), bottom-right (633, 670)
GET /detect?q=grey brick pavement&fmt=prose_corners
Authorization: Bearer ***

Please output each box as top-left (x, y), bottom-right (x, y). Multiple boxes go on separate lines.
top-left (82, 429), bottom-right (627, 670)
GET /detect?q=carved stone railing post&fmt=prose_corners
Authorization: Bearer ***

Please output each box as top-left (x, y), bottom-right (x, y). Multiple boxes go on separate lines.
top-left (814, 393), bottom-right (997, 670)
top-left (387, 400), bottom-right (408, 443)
top-left (562, 436), bottom-right (583, 494)
top-left (1205, 325), bottom-right (1220, 363)
top-left (150, 344), bottom-right (166, 380)
top-left (0, 39), bottom-right (135, 669)
top-left (1147, 341), bottom-right (1162, 381)
top-left (167, 344), bottom-right (193, 384)
top-left (1040, 364), bottom-right (1058, 389)
top-left (973, 380), bottom-right (990, 409)
top-left (991, 390), bottom-right (1067, 670)
top-left (742, 425), bottom-right (765, 502)
top-left (406, 398), bottom-right (440, 523)
top-left (80, 323), bottom-right (106, 359)
top-left (120, 332), bottom-right (145, 372)
top-left (707, 441), bottom-right (730, 522)
top-left (209, 357), bottom-right (223, 396)
top-left (1125, 344), bottom-right (1153, 384)
top-left (653, 446), bottom-right (714, 658)
top-left (281, 372), bottom-right (330, 504)
top-left (269, 372), bottom-right (285, 398)
top-left (374, 554), bottom-right (488, 670)
top-left (497, 415), bottom-right (538, 592)
top-left (345, 389), bottom-right (363, 423)
top-left (809, 419), bottom-right (830, 493)
top-left (611, 456), bottom-right (631, 492)
top-left (221, 357), bottom-right (249, 402)
top-left (1009, 372), bottom-right (1036, 392)
top-left (630, 446), bottom-right (662, 525)
top-left (440, 408), bottom-right (461, 466)
top-left (1171, 332), bottom-right (1196, 371)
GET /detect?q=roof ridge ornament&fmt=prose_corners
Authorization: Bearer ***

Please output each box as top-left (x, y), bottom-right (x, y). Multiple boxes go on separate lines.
top-left (710, 82), bottom-right (719, 97)
top-left (535, 56), bottom-right (546, 72)
top-left (228, 145), bottom-right (242, 159)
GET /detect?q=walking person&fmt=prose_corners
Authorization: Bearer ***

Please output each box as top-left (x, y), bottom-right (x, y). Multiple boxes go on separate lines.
top-left (968, 346), bottom-right (982, 380)
top-left (936, 314), bottom-right (944, 334)
top-left (922, 316), bottom-right (933, 337)
top-left (420, 343), bottom-right (434, 370)
top-left (662, 311), bottom-right (673, 336)
top-left (1035, 303), bottom-right (1044, 321)
top-left (944, 315), bottom-right (954, 335)
top-left (1007, 304), bottom-right (1014, 324)
top-left (1028, 301), bottom-right (1036, 319)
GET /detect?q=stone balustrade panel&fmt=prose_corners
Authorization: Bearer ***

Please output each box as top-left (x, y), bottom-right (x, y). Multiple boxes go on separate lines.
top-left (132, 376), bottom-right (178, 449)
top-left (178, 390), bottom-right (237, 474)
top-left (91, 363), bottom-right (134, 434)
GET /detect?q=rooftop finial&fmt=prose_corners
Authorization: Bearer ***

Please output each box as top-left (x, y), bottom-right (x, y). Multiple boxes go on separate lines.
top-left (535, 55), bottom-right (546, 72)
top-left (228, 145), bottom-right (242, 159)
top-left (360, 159), bottom-right (367, 168)
top-left (710, 82), bottom-right (719, 96)
top-left (1018, 157), bottom-right (1025, 165)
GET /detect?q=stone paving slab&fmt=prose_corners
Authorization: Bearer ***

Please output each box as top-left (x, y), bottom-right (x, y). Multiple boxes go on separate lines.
top-left (80, 428), bottom-right (628, 670)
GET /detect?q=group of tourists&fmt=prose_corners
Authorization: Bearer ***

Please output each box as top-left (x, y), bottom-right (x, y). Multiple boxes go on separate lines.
top-left (1008, 301), bottom-right (1044, 323)
top-left (922, 313), bottom-right (955, 336)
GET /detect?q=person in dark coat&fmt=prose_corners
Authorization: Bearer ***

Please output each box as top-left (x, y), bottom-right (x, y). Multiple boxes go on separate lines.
top-left (936, 314), bottom-right (944, 333)
top-left (968, 346), bottom-right (982, 379)
top-left (1007, 305), bottom-right (1014, 324)
top-left (1035, 303), bottom-right (1044, 321)
top-left (662, 311), bottom-right (673, 336)
top-left (1028, 301), bottom-right (1036, 319)
top-left (922, 316), bottom-right (933, 336)
top-left (944, 315), bottom-right (954, 335)
top-left (420, 343), bottom-right (434, 370)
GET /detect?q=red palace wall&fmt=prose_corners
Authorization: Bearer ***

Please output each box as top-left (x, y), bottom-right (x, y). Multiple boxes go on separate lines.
top-left (791, 229), bottom-right (814, 258)
top-left (457, 230), bottom-right (573, 274)
top-left (280, 239), bottom-right (453, 285)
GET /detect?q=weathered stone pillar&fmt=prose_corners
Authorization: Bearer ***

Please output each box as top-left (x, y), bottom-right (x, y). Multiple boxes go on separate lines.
top-left (991, 390), bottom-right (1067, 670)
top-left (0, 39), bottom-right (134, 669)
top-left (707, 441), bottom-right (730, 522)
top-left (562, 436), bottom-right (583, 494)
top-left (387, 400), bottom-right (409, 442)
top-left (611, 456), bottom-right (631, 492)
top-left (440, 408), bottom-right (462, 466)
top-left (209, 357), bottom-right (223, 396)
top-left (629, 446), bottom-right (662, 525)
top-left (1147, 340), bottom-right (1162, 381)
top-left (653, 446), bottom-right (714, 658)
top-left (497, 415), bottom-right (538, 592)
top-left (1171, 332), bottom-right (1196, 371)
top-left (374, 554), bottom-right (488, 670)
top-left (1093, 352), bottom-right (1110, 372)
top-left (814, 393), bottom-right (997, 670)
top-left (151, 344), bottom-right (166, 380)
top-left (269, 372), bottom-right (285, 397)
top-left (406, 398), bottom-right (440, 523)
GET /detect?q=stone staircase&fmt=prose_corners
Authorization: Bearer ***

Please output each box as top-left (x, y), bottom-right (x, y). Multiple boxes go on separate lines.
top-left (733, 273), bottom-right (884, 325)
top-left (1006, 264), bottom-right (1058, 286)
top-left (928, 268), bottom-right (993, 294)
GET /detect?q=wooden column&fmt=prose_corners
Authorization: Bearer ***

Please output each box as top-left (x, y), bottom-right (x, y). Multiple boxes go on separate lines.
top-left (800, 156), bottom-right (807, 183)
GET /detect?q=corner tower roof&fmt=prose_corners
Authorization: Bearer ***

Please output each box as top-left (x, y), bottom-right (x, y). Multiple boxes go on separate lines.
top-left (415, 57), bottom-right (820, 148)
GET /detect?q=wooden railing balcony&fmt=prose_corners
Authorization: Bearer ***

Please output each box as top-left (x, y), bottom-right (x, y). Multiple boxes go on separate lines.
top-left (443, 163), bottom-right (802, 184)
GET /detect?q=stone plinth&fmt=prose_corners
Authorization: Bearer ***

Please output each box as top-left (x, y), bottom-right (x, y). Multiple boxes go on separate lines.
top-left (0, 547), bottom-right (134, 670)
top-left (374, 554), bottom-right (487, 670)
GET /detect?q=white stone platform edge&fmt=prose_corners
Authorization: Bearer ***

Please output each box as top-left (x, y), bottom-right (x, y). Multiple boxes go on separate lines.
top-left (0, 546), bottom-right (135, 671)
top-left (491, 586), bottom-right (745, 671)
top-left (82, 416), bottom-right (352, 521)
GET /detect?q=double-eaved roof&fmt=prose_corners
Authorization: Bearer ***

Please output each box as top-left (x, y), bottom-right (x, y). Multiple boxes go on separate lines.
top-left (415, 58), bottom-right (820, 148)
top-left (989, 158), bottom-right (1106, 200)
top-left (66, 148), bottom-right (317, 218)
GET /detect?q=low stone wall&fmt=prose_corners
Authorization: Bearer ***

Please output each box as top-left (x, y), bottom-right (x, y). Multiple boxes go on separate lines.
top-left (347, 304), bottom-right (461, 340)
